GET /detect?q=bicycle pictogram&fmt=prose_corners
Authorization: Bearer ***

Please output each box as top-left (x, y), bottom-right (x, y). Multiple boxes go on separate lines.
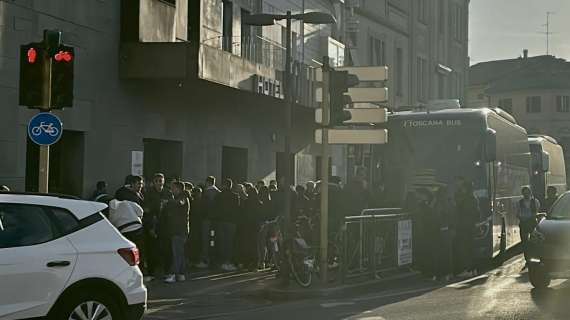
top-left (31, 122), bottom-right (60, 137)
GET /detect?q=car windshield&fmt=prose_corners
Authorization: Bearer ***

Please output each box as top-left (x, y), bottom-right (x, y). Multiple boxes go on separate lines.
top-left (549, 193), bottom-right (570, 219)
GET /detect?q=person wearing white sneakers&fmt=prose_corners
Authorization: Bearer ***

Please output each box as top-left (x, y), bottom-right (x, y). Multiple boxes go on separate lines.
top-left (215, 179), bottom-right (240, 272)
top-left (163, 181), bottom-right (191, 283)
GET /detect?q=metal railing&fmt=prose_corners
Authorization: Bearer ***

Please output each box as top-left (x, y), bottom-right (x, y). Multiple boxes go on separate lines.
top-left (340, 209), bottom-right (413, 282)
top-left (201, 35), bottom-right (286, 70)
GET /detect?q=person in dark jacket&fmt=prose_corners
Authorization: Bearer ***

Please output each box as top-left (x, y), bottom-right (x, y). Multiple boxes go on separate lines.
top-left (518, 186), bottom-right (540, 264)
top-left (115, 175), bottom-right (144, 206)
top-left (163, 181), bottom-right (190, 283)
top-left (453, 178), bottom-right (480, 276)
top-left (215, 178), bottom-right (240, 271)
top-left (91, 181), bottom-right (109, 201)
top-left (293, 185), bottom-right (309, 219)
top-left (240, 183), bottom-right (261, 269)
top-left (543, 186), bottom-right (559, 214)
top-left (188, 187), bottom-right (205, 266)
top-left (197, 176), bottom-right (221, 268)
top-left (143, 173), bottom-right (173, 280)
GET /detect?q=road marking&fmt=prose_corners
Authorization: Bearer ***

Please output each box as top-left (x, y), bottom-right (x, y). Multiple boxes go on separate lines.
top-left (351, 285), bottom-right (441, 302)
top-left (446, 275), bottom-right (489, 288)
top-left (321, 302), bottom-right (356, 308)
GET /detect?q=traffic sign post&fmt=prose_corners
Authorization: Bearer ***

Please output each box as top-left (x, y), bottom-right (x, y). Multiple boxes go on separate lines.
top-left (19, 30), bottom-right (71, 193)
top-left (319, 57), bottom-right (331, 284)
top-left (315, 129), bottom-right (388, 144)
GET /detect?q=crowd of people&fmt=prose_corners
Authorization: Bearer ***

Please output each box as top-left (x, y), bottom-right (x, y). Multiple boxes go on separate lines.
top-left (89, 173), bottom-right (371, 284)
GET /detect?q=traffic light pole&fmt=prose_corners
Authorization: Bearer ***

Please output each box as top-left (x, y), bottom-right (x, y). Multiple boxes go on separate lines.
top-left (320, 57), bottom-right (331, 284)
top-left (39, 49), bottom-right (52, 193)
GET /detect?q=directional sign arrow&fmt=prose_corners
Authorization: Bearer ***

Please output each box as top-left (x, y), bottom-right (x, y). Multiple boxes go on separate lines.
top-left (316, 108), bottom-right (387, 124)
top-left (336, 66), bottom-right (388, 82)
top-left (316, 87), bottom-right (388, 103)
top-left (315, 129), bottom-right (388, 145)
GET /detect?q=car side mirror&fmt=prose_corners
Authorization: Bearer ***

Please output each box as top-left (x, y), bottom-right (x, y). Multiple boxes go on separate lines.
top-left (541, 151), bottom-right (550, 172)
top-left (537, 212), bottom-right (547, 221)
top-left (484, 129), bottom-right (497, 162)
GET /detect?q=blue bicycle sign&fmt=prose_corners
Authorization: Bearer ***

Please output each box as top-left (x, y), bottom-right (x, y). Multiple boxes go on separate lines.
top-left (28, 113), bottom-right (63, 146)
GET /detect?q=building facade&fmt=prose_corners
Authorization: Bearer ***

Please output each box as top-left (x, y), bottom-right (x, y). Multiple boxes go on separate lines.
top-left (468, 51), bottom-right (570, 176)
top-left (344, 0), bottom-right (470, 184)
top-left (0, 0), bottom-right (469, 197)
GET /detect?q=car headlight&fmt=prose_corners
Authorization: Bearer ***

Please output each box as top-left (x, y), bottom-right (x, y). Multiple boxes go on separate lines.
top-left (529, 229), bottom-right (546, 243)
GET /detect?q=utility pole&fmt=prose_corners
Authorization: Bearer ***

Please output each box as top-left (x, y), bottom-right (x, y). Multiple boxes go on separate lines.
top-left (320, 57), bottom-right (331, 283)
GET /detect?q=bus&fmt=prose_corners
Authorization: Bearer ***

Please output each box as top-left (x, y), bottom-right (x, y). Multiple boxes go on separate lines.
top-left (373, 107), bottom-right (531, 259)
top-left (528, 135), bottom-right (567, 205)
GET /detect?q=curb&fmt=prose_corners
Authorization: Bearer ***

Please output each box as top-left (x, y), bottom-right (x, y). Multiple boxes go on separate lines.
top-left (250, 270), bottom-right (422, 301)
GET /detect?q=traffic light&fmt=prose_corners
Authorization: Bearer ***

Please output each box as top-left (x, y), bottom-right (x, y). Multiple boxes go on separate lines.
top-left (19, 43), bottom-right (46, 107)
top-left (50, 45), bottom-right (74, 108)
top-left (329, 70), bottom-right (359, 126)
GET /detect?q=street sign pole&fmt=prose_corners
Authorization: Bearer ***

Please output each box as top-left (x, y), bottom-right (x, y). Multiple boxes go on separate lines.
top-left (320, 57), bottom-right (330, 284)
top-left (39, 42), bottom-right (52, 193)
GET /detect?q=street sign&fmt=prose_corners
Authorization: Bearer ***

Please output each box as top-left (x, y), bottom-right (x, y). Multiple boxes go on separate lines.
top-left (316, 108), bottom-right (387, 124)
top-left (28, 112), bottom-right (63, 146)
top-left (315, 129), bottom-right (388, 144)
top-left (336, 66), bottom-right (388, 82)
top-left (348, 87), bottom-right (388, 103)
top-left (316, 87), bottom-right (388, 103)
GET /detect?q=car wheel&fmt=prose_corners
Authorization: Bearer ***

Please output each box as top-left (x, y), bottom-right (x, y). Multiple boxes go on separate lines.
top-left (529, 264), bottom-right (551, 289)
top-left (52, 290), bottom-right (122, 320)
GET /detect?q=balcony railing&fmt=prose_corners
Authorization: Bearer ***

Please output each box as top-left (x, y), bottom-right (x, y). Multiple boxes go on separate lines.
top-left (201, 35), bottom-right (286, 71)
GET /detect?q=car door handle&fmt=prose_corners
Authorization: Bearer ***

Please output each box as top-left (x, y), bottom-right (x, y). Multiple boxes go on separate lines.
top-left (47, 260), bottom-right (71, 268)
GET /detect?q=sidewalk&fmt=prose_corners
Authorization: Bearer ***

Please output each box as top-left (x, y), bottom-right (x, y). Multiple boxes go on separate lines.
top-left (246, 268), bottom-right (422, 301)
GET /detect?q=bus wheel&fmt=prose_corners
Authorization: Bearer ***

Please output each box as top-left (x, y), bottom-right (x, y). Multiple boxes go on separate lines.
top-left (529, 263), bottom-right (550, 289)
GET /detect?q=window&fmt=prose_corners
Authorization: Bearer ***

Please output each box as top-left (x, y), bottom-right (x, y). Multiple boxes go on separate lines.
top-left (417, 0), bottom-right (428, 23)
top-left (451, 4), bottom-right (463, 41)
top-left (438, 0), bottom-right (445, 35)
top-left (50, 208), bottom-right (79, 235)
top-left (369, 36), bottom-right (385, 66)
top-left (222, 0), bottom-right (233, 52)
top-left (0, 204), bottom-right (56, 248)
top-left (396, 48), bottom-right (404, 97)
top-left (240, 9), bottom-right (252, 60)
top-left (499, 98), bottom-right (513, 114)
top-left (438, 73), bottom-right (445, 99)
top-left (526, 96), bottom-right (542, 113)
top-left (417, 57), bottom-right (428, 102)
top-left (556, 96), bottom-right (570, 112)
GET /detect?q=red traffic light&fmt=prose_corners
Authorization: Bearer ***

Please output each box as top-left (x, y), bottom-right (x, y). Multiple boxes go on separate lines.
top-left (54, 50), bottom-right (73, 62)
top-left (27, 48), bottom-right (37, 64)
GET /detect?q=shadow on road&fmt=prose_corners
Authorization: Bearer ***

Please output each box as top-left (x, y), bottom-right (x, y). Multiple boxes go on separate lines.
top-left (530, 281), bottom-right (570, 318)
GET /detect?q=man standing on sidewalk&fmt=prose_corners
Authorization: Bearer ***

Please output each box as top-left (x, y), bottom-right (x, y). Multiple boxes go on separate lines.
top-left (517, 186), bottom-right (540, 265)
top-left (215, 178), bottom-right (240, 271)
top-left (144, 173), bottom-right (173, 281)
top-left (164, 181), bottom-right (190, 283)
top-left (197, 176), bottom-right (221, 268)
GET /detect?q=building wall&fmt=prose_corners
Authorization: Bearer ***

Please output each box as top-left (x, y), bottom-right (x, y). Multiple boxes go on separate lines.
top-left (0, 0), bottom-right (315, 197)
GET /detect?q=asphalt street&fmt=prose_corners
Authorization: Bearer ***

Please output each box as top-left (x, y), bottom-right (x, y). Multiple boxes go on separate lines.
top-left (144, 255), bottom-right (570, 320)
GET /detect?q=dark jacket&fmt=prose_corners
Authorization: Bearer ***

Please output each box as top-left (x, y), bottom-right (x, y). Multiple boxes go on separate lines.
top-left (115, 186), bottom-right (144, 206)
top-left (203, 185), bottom-right (221, 220)
top-left (213, 189), bottom-right (240, 223)
top-left (166, 195), bottom-right (190, 237)
top-left (143, 188), bottom-right (173, 232)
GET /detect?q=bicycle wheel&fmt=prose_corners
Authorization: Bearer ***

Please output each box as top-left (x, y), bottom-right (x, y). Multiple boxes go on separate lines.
top-left (289, 253), bottom-right (313, 287)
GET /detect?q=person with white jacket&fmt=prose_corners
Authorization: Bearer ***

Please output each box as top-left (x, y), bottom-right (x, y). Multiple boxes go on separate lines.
top-left (108, 199), bottom-right (146, 276)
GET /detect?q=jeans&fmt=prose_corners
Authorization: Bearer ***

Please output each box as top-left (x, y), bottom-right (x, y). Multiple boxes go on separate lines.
top-left (171, 235), bottom-right (187, 275)
top-left (520, 219), bottom-right (536, 261)
top-left (219, 222), bottom-right (236, 264)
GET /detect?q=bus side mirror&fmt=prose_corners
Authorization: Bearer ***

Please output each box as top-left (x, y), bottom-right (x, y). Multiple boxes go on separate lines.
top-left (541, 151), bottom-right (550, 172)
top-left (484, 129), bottom-right (497, 162)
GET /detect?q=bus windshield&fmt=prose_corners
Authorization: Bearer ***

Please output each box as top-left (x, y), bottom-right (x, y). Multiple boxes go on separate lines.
top-left (379, 119), bottom-right (485, 207)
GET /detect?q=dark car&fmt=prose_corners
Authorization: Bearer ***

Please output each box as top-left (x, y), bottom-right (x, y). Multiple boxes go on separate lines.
top-left (527, 191), bottom-right (570, 289)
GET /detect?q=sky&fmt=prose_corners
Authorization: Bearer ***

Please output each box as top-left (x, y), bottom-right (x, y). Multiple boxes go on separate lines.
top-left (469, 0), bottom-right (570, 65)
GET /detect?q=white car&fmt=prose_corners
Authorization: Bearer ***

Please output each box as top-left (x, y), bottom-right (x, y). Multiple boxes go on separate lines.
top-left (0, 193), bottom-right (147, 320)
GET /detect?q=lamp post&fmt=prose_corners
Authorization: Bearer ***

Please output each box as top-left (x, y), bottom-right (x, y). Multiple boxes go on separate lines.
top-left (244, 11), bottom-right (336, 284)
